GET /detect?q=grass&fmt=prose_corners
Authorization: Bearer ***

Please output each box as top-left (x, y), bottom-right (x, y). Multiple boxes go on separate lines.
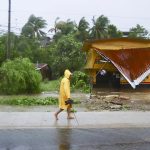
top-left (40, 79), bottom-right (60, 92)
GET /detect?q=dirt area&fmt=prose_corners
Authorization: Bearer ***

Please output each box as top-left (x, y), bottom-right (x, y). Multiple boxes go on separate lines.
top-left (83, 88), bottom-right (150, 111)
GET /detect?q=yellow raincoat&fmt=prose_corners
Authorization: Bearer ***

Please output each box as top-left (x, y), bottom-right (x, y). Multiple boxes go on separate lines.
top-left (59, 69), bottom-right (72, 110)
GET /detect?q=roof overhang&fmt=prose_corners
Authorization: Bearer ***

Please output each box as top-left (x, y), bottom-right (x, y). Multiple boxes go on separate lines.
top-left (82, 38), bottom-right (150, 51)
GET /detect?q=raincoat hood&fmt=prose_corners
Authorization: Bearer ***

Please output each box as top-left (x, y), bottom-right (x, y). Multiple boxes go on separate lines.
top-left (64, 69), bottom-right (72, 79)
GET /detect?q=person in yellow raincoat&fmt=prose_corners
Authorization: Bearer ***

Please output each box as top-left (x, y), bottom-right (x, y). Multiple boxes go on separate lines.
top-left (54, 69), bottom-right (74, 120)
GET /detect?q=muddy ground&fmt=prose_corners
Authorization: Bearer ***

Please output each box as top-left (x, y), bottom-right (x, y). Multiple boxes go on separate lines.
top-left (83, 88), bottom-right (150, 111)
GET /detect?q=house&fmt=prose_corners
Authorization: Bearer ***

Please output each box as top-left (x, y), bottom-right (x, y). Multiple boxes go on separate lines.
top-left (82, 38), bottom-right (150, 89)
top-left (35, 63), bottom-right (52, 80)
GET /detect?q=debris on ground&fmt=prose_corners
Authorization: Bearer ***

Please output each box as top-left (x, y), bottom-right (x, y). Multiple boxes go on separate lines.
top-left (83, 93), bottom-right (129, 111)
top-left (82, 90), bottom-right (150, 111)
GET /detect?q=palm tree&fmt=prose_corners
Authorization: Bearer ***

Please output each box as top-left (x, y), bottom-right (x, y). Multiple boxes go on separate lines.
top-left (21, 15), bottom-right (47, 39)
top-left (49, 19), bottom-right (76, 41)
top-left (56, 19), bottom-right (76, 35)
top-left (75, 17), bottom-right (90, 41)
top-left (90, 15), bottom-right (109, 39)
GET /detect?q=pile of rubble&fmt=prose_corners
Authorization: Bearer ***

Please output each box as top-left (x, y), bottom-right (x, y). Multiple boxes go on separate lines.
top-left (83, 92), bottom-right (130, 111)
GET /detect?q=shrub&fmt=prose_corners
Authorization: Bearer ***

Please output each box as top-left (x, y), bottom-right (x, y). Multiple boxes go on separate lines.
top-left (0, 58), bottom-right (42, 94)
top-left (71, 71), bottom-right (90, 92)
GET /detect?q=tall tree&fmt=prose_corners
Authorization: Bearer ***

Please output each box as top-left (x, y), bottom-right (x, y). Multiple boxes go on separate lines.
top-left (128, 24), bottom-right (148, 38)
top-left (108, 24), bottom-right (123, 38)
top-left (75, 17), bottom-right (90, 41)
top-left (15, 36), bottom-right (32, 58)
top-left (55, 19), bottom-right (76, 35)
top-left (90, 15), bottom-right (109, 39)
top-left (51, 34), bottom-right (84, 77)
top-left (21, 15), bottom-right (47, 39)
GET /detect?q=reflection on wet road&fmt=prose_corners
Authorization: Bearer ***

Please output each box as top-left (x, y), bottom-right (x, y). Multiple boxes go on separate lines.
top-left (0, 128), bottom-right (150, 150)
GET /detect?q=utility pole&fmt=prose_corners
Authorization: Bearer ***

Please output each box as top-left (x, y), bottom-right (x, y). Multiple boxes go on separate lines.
top-left (7, 0), bottom-right (11, 59)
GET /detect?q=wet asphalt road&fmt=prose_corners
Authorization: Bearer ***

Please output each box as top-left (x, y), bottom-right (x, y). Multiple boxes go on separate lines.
top-left (0, 128), bottom-right (150, 150)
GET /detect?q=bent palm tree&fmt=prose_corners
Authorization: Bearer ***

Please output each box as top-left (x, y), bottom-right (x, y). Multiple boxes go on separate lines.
top-left (21, 14), bottom-right (47, 39)
top-left (90, 15), bottom-right (109, 39)
top-left (75, 17), bottom-right (90, 41)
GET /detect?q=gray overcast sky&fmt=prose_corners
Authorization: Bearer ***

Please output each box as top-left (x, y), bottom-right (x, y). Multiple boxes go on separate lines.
top-left (1, 0), bottom-right (150, 35)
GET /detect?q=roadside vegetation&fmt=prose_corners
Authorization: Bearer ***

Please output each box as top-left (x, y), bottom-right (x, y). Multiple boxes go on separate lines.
top-left (0, 96), bottom-right (58, 106)
top-left (0, 69), bottom-right (89, 106)
top-left (0, 58), bottom-right (42, 95)
top-left (40, 71), bottom-right (90, 93)
top-left (0, 95), bottom-right (81, 106)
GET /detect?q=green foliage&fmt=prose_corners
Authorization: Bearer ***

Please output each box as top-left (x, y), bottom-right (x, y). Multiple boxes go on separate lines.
top-left (56, 20), bottom-right (76, 35)
top-left (0, 58), bottom-right (42, 94)
top-left (0, 96), bottom-right (58, 106)
top-left (21, 14), bottom-right (47, 39)
top-left (90, 15), bottom-right (110, 39)
top-left (40, 74), bottom-right (90, 93)
top-left (0, 32), bottom-right (20, 61)
top-left (51, 19), bottom-right (76, 41)
top-left (51, 34), bottom-right (85, 77)
top-left (128, 24), bottom-right (148, 38)
top-left (71, 71), bottom-right (90, 92)
top-left (75, 17), bottom-right (90, 42)
top-left (0, 95), bottom-right (81, 106)
top-left (16, 37), bottom-right (32, 57)
top-left (108, 24), bottom-right (123, 38)
top-left (0, 37), bottom-right (6, 64)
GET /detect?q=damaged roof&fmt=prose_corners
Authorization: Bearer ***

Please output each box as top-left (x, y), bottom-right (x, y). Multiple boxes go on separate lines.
top-left (82, 38), bottom-right (150, 88)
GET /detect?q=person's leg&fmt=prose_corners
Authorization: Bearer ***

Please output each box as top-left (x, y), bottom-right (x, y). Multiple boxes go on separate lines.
top-left (54, 108), bottom-right (64, 120)
top-left (67, 106), bottom-right (74, 119)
